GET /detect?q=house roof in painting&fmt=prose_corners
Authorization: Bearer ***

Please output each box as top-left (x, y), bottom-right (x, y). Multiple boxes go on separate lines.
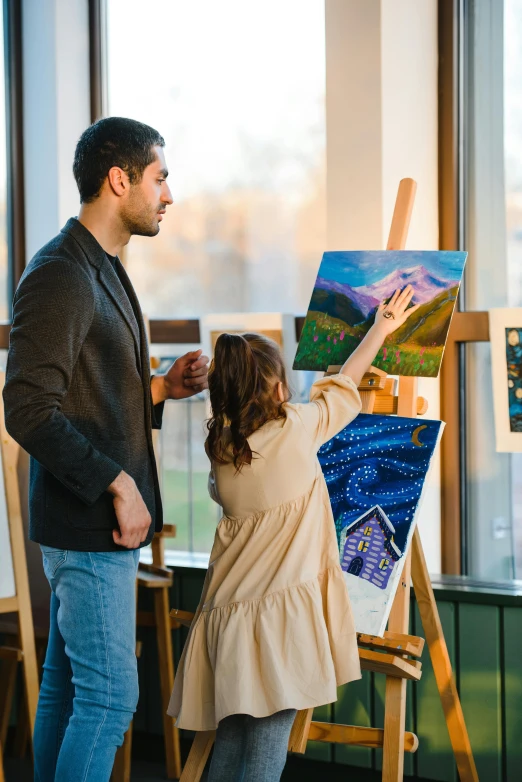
top-left (342, 505), bottom-right (403, 560)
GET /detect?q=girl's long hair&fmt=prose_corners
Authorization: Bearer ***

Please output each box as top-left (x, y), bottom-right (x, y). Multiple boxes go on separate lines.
top-left (205, 332), bottom-right (290, 471)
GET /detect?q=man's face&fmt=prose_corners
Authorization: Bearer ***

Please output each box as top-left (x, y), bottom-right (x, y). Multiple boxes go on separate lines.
top-left (121, 146), bottom-right (173, 237)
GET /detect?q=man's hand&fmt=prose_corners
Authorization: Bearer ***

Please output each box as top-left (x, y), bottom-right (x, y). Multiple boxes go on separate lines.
top-left (152, 349), bottom-right (209, 404)
top-left (108, 471), bottom-right (152, 549)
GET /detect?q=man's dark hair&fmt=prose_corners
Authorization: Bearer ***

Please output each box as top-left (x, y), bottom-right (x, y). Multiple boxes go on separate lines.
top-left (73, 117), bottom-right (165, 203)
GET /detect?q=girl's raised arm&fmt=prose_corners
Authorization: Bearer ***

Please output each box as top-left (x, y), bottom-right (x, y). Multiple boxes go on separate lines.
top-left (340, 285), bottom-right (418, 387)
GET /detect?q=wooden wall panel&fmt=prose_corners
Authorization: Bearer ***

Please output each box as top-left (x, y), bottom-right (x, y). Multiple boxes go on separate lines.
top-left (503, 607), bottom-right (522, 781)
top-left (458, 604), bottom-right (502, 782)
top-left (415, 601), bottom-right (457, 782)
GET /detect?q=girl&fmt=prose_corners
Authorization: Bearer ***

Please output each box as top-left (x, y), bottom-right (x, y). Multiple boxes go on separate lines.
top-left (168, 286), bottom-right (419, 781)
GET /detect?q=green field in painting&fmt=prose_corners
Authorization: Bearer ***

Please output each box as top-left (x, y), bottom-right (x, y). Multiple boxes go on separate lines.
top-left (293, 286), bottom-right (457, 377)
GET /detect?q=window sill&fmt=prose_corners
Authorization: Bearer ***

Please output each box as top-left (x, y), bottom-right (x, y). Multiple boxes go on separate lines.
top-left (140, 547), bottom-right (210, 570)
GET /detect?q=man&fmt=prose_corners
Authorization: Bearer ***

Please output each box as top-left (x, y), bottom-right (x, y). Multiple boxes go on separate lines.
top-left (3, 117), bottom-right (208, 781)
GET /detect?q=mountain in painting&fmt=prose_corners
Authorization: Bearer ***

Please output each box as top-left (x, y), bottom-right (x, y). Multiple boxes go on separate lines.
top-left (353, 265), bottom-right (453, 305)
top-left (309, 287), bottom-right (365, 327)
top-left (315, 276), bottom-right (380, 318)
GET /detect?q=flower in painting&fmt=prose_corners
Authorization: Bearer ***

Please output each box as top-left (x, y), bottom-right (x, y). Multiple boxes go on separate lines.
top-left (313, 335), bottom-right (318, 342)
top-left (340, 330), bottom-right (345, 341)
top-left (383, 347), bottom-right (387, 360)
top-left (327, 348), bottom-right (331, 353)
top-left (334, 338), bottom-right (337, 344)
top-left (396, 351), bottom-right (401, 363)
top-left (327, 336), bottom-right (331, 342)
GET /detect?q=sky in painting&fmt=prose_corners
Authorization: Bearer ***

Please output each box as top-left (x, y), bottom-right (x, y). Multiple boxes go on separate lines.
top-left (318, 250), bottom-right (467, 289)
top-left (318, 413), bottom-right (443, 551)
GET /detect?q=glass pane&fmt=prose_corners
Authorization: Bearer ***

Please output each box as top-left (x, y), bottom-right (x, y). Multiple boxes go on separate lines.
top-left (0, 8), bottom-right (8, 320)
top-left (106, 0), bottom-right (326, 318)
top-left (505, 0), bottom-right (522, 578)
top-left (160, 394), bottom-right (220, 555)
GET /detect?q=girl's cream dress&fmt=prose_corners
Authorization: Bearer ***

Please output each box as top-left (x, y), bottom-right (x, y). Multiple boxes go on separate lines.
top-left (168, 375), bottom-right (362, 731)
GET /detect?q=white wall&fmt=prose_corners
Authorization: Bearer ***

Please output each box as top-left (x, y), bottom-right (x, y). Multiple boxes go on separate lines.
top-left (325, 0), bottom-right (441, 572)
top-left (23, 0), bottom-right (90, 262)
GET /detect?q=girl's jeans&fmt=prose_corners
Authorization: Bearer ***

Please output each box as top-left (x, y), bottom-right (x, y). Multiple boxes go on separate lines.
top-left (207, 709), bottom-right (297, 782)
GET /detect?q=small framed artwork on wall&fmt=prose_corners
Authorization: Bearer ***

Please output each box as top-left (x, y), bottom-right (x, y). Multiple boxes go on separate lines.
top-left (490, 308), bottom-right (522, 452)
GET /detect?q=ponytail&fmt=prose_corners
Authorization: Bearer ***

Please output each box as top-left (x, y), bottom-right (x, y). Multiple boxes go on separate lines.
top-left (205, 332), bottom-right (289, 471)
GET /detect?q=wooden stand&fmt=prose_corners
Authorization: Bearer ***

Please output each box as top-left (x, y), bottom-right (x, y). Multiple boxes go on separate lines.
top-left (0, 375), bottom-right (39, 780)
top-left (112, 526), bottom-right (182, 781)
top-left (171, 180), bottom-right (478, 782)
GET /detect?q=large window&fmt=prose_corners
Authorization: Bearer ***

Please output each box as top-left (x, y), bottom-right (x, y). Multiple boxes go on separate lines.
top-left (106, 0), bottom-right (326, 557)
top-left (460, 0), bottom-right (522, 582)
top-left (106, 0), bottom-right (326, 319)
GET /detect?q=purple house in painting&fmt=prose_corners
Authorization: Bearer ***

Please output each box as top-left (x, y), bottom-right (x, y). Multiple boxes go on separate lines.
top-left (339, 506), bottom-right (402, 590)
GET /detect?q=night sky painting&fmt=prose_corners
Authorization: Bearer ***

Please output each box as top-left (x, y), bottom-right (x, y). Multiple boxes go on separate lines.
top-left (506, 328), bottom-right (522, 432)
top-left (318, 413), bottom-right (443, 635)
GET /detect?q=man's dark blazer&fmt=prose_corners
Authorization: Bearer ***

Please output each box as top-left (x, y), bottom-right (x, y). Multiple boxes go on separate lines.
top-left (3, 218), bottom-right (164, 552)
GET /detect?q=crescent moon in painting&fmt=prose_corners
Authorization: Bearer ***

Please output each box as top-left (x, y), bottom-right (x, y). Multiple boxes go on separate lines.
top-left (411, 424), bottom-right (427, 447)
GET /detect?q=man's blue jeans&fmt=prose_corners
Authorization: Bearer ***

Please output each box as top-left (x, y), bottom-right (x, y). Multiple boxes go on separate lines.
top-left (33, 546), bottom-right (140, 782)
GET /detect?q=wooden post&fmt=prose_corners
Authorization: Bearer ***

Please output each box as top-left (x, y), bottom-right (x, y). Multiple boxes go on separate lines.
top-left (179, 731), bottom-right (215, 782)
top-left (154, 586), bottom-right (182, 777)
top-left (380, 179), bottom-right (416, 782)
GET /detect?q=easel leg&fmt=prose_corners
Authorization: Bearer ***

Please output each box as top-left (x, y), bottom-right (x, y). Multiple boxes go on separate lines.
top-left (288, 709), bottom-right (313, 753)
top-left (112, 723), bottom-right (133, 782)
top-left (154, 588), bottom-right (182, 779)
top-left (382, 552), bottom-right (412, 782)
top-left (0, 656), bottom-right (18, 748)
top-left (180, 731), bottom-right (215, 782)
top-left (411, 529), bottom-right (478, 782)
top-left (13, 637), bottom-right (46, 758)
top-left (382, 678), bottom-right (407, 782)
top-left (0, 736), bottom-right (5, 782)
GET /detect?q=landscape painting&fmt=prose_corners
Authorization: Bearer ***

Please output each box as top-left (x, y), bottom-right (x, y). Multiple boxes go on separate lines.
top-left (318, 413), bottom-right (444, 635)
top-left (490, 309), bottom-right (522, 452)
top-left (293, 250), bottom-right (467, 377)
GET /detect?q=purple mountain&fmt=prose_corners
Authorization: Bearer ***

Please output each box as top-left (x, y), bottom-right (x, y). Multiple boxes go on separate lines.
top-left (315, 276), bottom-right (379, 318)
top-left (353, 265), bottom-right (454, 305)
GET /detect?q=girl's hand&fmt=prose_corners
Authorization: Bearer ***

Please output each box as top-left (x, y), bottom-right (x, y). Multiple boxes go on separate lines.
top-left (374, 285), bottom-right (420, 337)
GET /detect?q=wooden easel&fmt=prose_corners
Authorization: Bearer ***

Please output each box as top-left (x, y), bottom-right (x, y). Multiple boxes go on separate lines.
top-left (171, 180), bottom-right (479, 782)
top-left (0, 375), bottom-right (39, 781)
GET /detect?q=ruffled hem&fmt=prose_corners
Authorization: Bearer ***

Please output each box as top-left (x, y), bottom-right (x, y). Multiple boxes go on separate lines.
top-left (167, 565), bottom-right (361, 731)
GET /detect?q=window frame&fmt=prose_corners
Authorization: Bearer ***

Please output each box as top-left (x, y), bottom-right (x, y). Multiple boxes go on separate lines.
top-left (0, 0), bottom-right (24, 346)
